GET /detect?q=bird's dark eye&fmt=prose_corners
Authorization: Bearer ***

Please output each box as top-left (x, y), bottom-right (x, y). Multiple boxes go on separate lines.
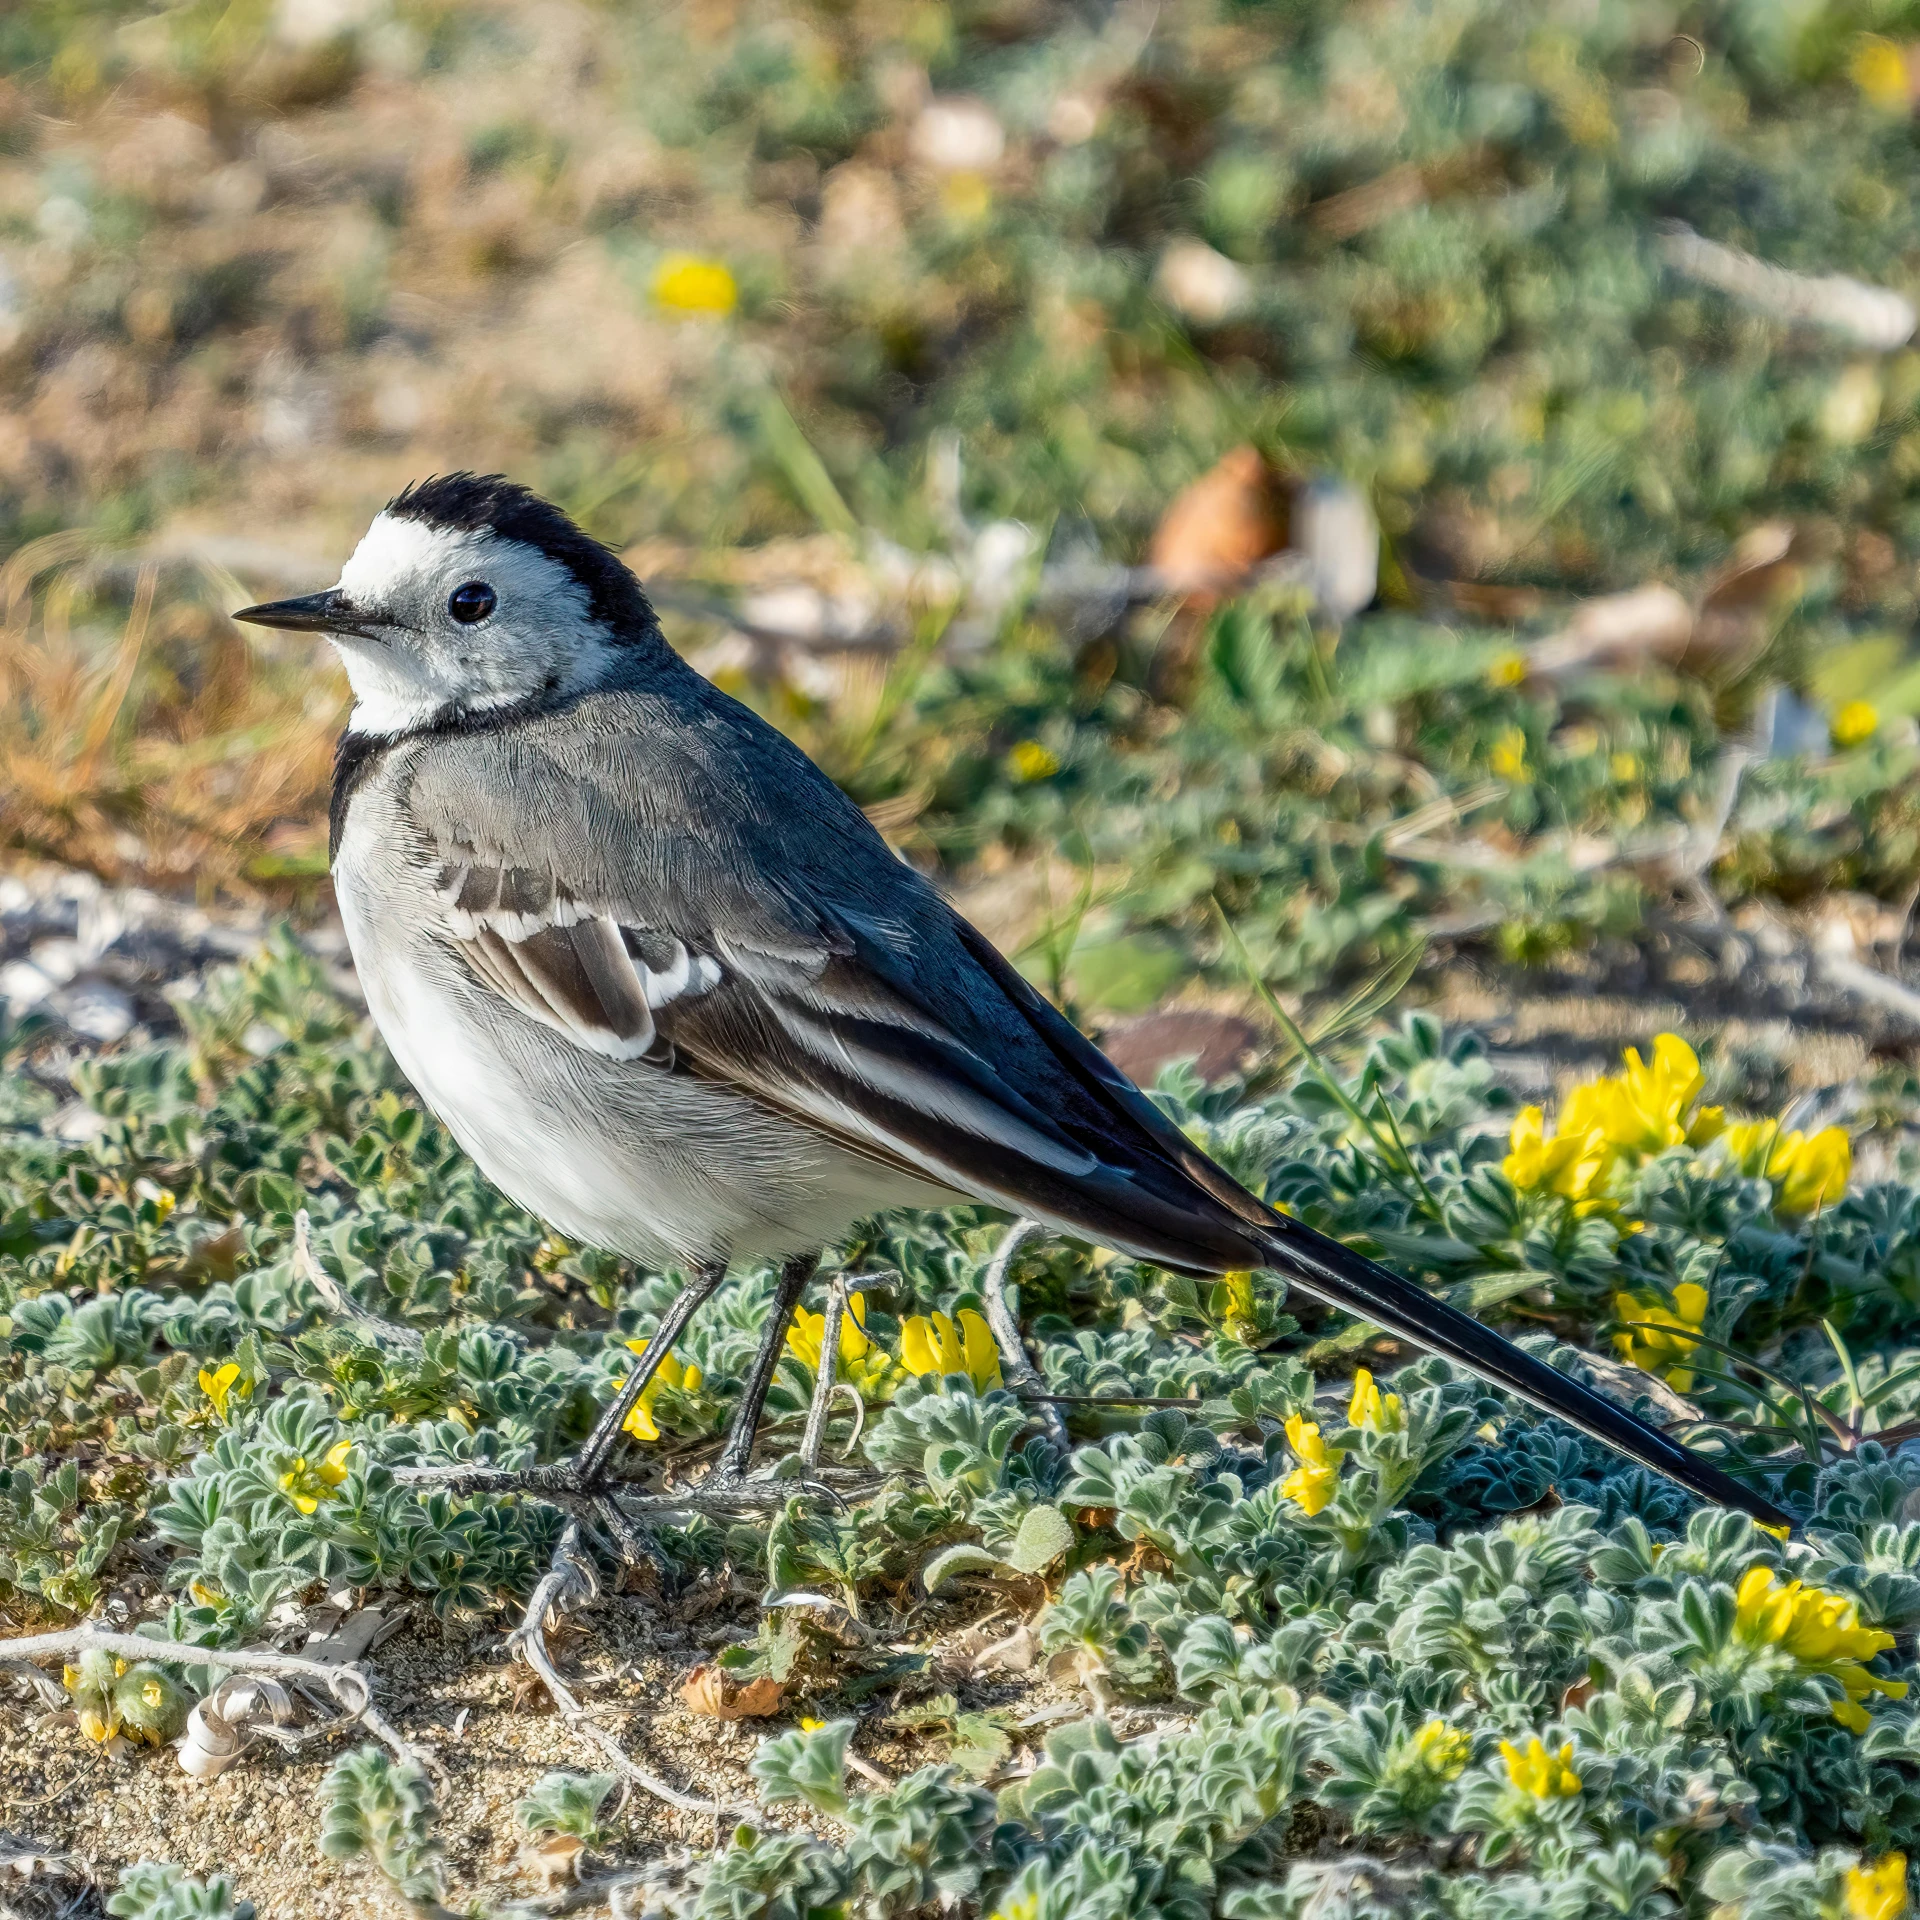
top-left (447, 581), bottom-right (496, 624)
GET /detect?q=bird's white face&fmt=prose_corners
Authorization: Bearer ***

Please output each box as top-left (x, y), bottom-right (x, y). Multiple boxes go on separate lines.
top-left (253, 512), bottom-right (622, 735)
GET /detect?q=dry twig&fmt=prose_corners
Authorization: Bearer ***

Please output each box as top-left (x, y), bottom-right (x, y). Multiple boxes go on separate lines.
top-left (0, 1627), bottom-right (423, 1769)
top-left (511, 1522), bottom-right (749, 1819)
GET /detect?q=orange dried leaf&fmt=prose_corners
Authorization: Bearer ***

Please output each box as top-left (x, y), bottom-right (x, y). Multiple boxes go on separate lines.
top-left (1147, 446), bottom-right (1288, 599)
top-left (680, 1665), bottom-right (785, 1719)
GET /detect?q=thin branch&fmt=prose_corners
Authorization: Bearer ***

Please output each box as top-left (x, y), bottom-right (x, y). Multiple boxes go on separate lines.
top-left (801, 1274), bottom-right (849, 1469)
top-left (1816, 948), bottom-right (1920, 1029)
top-left (511, 1522), bottom-right (749, 1820)
top-left (293, 1207), bottom-right (426, 1353)
top-left (0, 1627), bottom-right (424, 1768)
top-left (981, 1219), bottom-right (1066, 1446)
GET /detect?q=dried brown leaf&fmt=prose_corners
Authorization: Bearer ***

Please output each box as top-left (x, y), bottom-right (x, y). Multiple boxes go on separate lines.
top-left (1146, 447), bottom-right (1287, 599)
top-left (680, 1664), bottom-right (785, 1719)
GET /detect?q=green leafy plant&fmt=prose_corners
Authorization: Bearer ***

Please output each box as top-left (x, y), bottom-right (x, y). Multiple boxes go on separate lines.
top-left (319, 1746), bottom-right (445, 1910)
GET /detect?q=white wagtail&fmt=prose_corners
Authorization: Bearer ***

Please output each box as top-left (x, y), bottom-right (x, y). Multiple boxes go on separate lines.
top-left (235, 474), bottom-right (1787, 1528)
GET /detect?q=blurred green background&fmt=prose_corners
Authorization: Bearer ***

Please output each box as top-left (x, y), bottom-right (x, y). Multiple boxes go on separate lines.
top-left (9, 0), bottom-right (1920, 1034)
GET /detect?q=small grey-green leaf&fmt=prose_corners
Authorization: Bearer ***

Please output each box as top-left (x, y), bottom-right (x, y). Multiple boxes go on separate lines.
top-left (1005, 1503), bottom-right (1076, 1575)
top-left (921, 1543), bottom-right (1002, 1593)
top-left (949, 1712), bottom-right (1014, 1779)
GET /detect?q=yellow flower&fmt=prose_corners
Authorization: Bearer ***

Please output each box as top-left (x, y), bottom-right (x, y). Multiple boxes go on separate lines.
top-left (1610, 751), bottom-right (1641, 782)
top-left (1851, 35), bottom-right (1912, 111)
top-left (1612, 1282), bottom-right (1710, 1393)
top-left (1008, 740), bottom-right (1060, 783)
top-left (1845, 1854), bottom-right (1910, 1920)
top-left (1280, 1414), bottom-right (1345, 1516)
top-left (787, 1292), bottom-right (872, 1370)
top-left (1773, 1127), bottom-right (1852, 1216)
top-left (1408, 1718), bottom-right (1471, 1782)
top-left (1502, 1103), bottom-right (1611, 1211)
top-left (1500, 1737), bottom-right (1582, 1798)
top-left (1834, 700), bottom-right (1881, 750)
top-left (1486, 651), bottom-right (1528, 688)
top-left (1347, 1368), bottom-right (1405, 1433)
top-left (989, 1900), bottom-right (1041, 1920)
top-left (1577, 1032), bottom-right (1704, 1154)
top-left (78, 1700), bottom-right (121, 1743)
top-left (940, 171), bottom-right (993, 223)
top-left (1732, 1566), bottom-right (1907, 1733)
top-left (1211, 1270), bottom-right (1260, 1343)
top-left (1724, 1121), bottom-right (1852, 1216)
top-left (616, 1344), bottom-right (703, 1442)
top-left (900, 1309), bottom-right (1002, 1391)
top-left (1489, 727), bottom-right (1531, 782)
top-left (278, 1440), bottom-right (354, 1515)
top-left (197, 1361), bottom-right (247, 1420)
top-left (650, 253), bottom-right (737, 316)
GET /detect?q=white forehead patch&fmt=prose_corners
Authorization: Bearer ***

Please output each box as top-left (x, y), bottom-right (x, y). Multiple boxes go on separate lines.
top-left (338, 512), bottom-right (493, 602)
top-left (335, 510), bottom-right (597, 627)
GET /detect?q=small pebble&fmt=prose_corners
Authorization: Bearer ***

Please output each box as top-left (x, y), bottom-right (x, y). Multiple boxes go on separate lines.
top-left (0, 958), bottom-right (56, 1010)
top-left (60, 980), bottom-right (136, 1043)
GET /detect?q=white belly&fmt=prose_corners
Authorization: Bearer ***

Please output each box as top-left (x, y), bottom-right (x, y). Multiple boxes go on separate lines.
top-left (334, 877), bottom-right (951, 1268)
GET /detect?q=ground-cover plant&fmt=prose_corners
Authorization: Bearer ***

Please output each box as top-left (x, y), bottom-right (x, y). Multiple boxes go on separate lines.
top-left (5, 939), bottom-right (1920, 1912)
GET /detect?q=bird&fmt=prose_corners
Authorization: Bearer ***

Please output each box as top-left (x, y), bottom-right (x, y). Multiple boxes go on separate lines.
top-left (234, 473), bottom-right (1789, 1530)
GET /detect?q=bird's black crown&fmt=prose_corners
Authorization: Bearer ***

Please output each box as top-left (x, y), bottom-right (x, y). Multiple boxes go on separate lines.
top-left (386, 473), bottom-right (657, 640)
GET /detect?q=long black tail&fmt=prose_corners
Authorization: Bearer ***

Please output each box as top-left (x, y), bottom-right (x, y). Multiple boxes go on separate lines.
top-left (947, 918), bottom-right (1794, 1529)
top-left (1259, 1213), bottom-right (1793, 1529)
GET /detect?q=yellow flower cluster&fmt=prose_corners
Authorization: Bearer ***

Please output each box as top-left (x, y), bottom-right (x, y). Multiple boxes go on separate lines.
top-left (1612, 1281), bottom-right (1709, 1393)
top-left (65, 1653), bottom-right (128, 1744)
top-left (1407, 1717), bottom-right (1471, 1781)
top-left (1280, 1414), bottom-right (1345, 1516)
top-left (1722, 1119), bottom-right (1852, 1218)
top-left (1733, 1566), bottom-right (1907, 1733)
top-left (1845, 1854), bottom-right (1910, 1920)
top-left (278, 1439), bottom-right (353, 1515)
top-left (1500, 1737), bottom-right (1582, 1798)
top-left (784, 1292), bottom-right (894, 1395)
top-left (64, 1649), bottom-right (182, 1747)
top-left (902, 1308), bottom-right (1003, 1392)
top-left (1348, 1368), bottom-right (1405, 1433)
top-left (1503, 1033), bottom-right (1850, 1221)
top-left (617, 1344), bottom-right (704, 1443)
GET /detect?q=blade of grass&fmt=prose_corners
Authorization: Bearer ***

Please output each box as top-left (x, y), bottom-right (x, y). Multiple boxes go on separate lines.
top-left (1821, 1318), bottom-right (1866, 1426)
top-left (1213, 899), bottom-right (1440, 1220)
top-left (75, 563), bottom-right (157, 778)
top-left (757, 388), bottom-right (859, 540)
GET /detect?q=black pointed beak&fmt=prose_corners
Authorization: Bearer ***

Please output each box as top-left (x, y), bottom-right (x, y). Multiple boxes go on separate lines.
top-left (231, 589), bottom-right (360, 634)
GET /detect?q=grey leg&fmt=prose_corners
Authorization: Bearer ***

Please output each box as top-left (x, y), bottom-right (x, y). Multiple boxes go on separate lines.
top-left (574, 1259), bottom-right (729, 1485)
top-left (711, 1251), bottom-right (819, 1482)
